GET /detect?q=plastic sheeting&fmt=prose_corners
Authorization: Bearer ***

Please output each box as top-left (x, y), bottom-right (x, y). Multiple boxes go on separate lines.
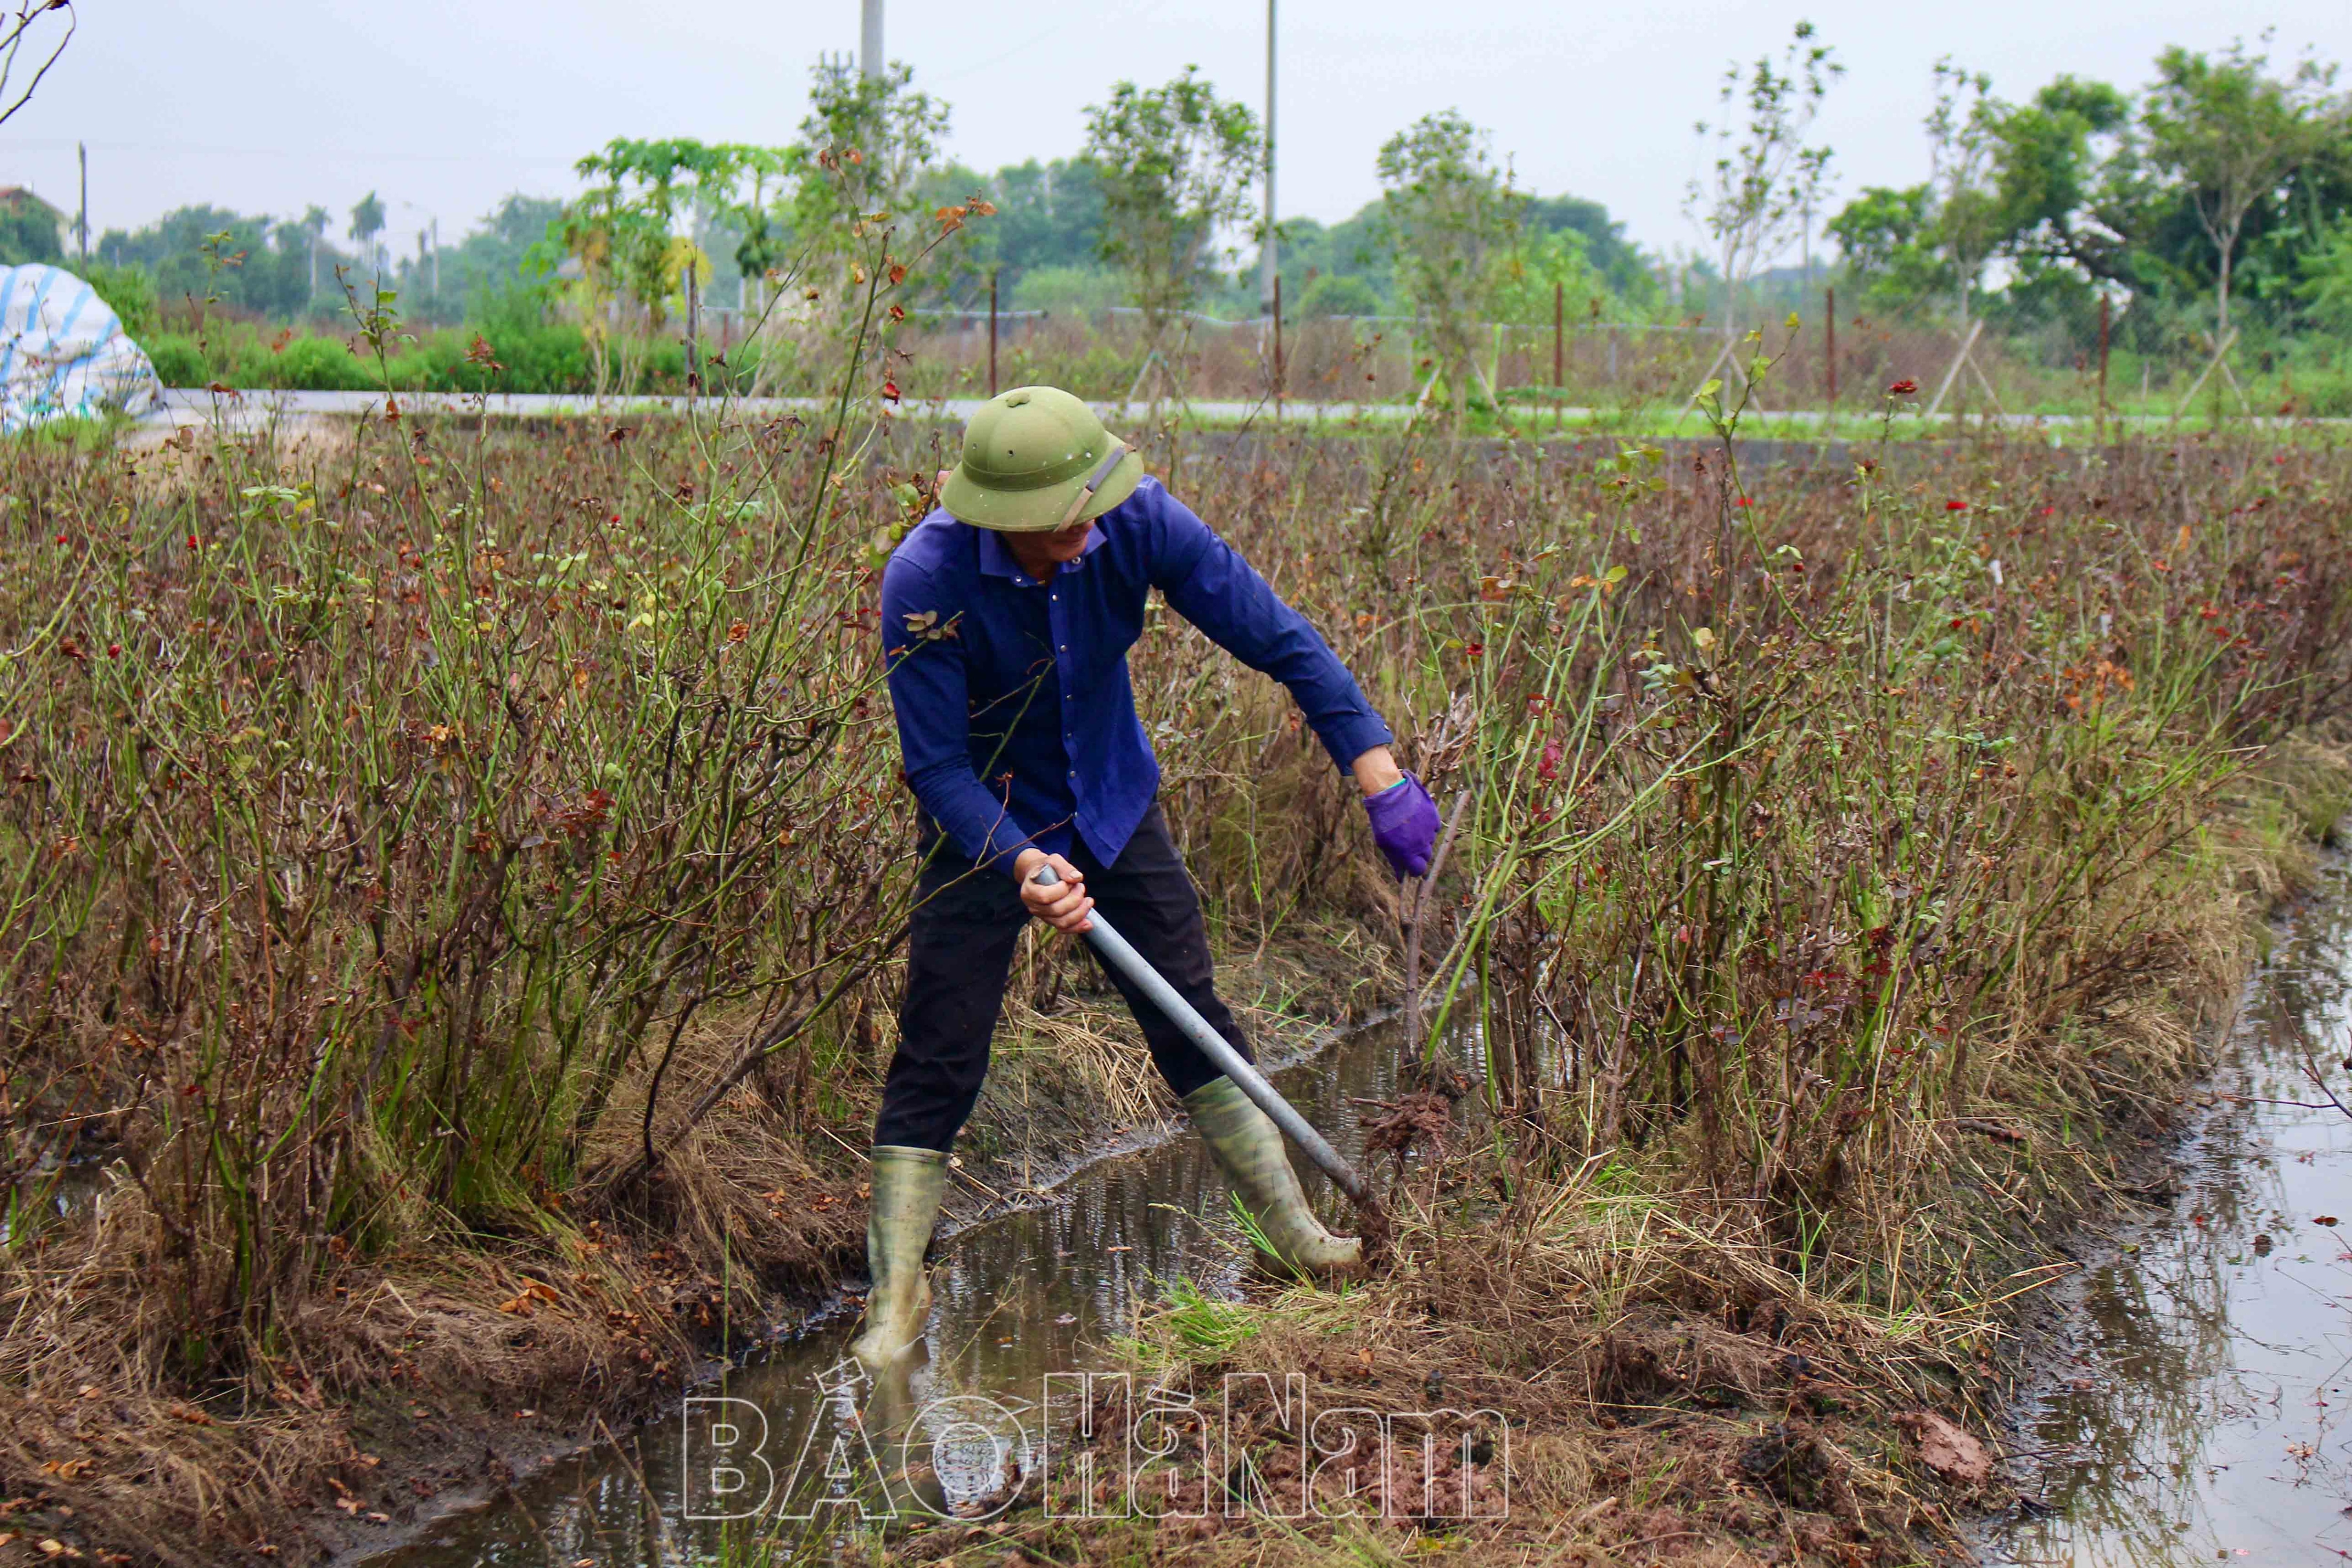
top-left (0, 264), bottom-right (162, 431)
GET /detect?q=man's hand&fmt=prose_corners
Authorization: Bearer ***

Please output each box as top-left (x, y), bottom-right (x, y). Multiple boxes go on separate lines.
top-left (1013, 848), bottom-right (1095, 934)
top-left (1357, 756), bottom-right (1440, 878)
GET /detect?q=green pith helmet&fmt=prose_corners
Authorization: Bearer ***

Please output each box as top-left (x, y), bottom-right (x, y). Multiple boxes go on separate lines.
top-left (939, 385), bottom-right (1145, 532)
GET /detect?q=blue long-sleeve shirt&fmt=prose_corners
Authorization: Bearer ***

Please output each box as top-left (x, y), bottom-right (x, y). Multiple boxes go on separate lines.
top-left (879, 475), bottom-right (1392, 875)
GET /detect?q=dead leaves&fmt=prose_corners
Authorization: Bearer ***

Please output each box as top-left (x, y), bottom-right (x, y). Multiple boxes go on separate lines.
top-left (496, 1278), bottom-right (563, 1316)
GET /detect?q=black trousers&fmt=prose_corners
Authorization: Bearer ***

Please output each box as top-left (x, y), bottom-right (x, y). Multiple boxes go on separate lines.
top-left (874, 803), bottom-right (1256, 1152)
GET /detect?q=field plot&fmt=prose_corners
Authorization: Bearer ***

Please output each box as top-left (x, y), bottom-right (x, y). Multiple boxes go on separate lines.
top-left (2, 398), bottom-right (2351, 1564)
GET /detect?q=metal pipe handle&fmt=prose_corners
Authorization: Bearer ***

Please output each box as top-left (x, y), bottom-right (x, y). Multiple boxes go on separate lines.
top-left (1028, 862), bottom-right (1371, 1205)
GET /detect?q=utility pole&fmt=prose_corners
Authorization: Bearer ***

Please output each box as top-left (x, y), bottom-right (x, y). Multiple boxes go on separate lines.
top-left (988, 268), bottom-right (999, 397)
top-left (75, 142), bottom-right (87, 266)
top-left (860, 0), bottom-right (882, 77)
top-left (1258, 0), bottom-right (1276, 314)
top-left (430, 216), bottom-right (439, 300)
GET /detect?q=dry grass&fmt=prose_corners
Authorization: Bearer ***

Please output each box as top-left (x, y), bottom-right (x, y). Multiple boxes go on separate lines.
top-left (5, 356), bottom-right (2352, 1568)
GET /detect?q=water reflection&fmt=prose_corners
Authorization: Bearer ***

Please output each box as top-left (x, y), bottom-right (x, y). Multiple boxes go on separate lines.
top-left (362, 1024), bottom-right (1403, 1567)
top-left (1994, 868), bottom-right (2352, 1566)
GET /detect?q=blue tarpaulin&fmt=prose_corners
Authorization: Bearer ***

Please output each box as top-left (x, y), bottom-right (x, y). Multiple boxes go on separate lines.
top-left (0, 264), bottom-right (161, 431)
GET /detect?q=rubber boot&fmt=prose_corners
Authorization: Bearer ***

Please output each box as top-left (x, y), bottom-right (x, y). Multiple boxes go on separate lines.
top-left (848, 1145), bottom-right (948, 1367)
top-left (1182, 1076), bottom-right (1363, 1280)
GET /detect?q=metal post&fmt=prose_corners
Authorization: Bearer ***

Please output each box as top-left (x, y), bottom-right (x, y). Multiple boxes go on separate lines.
top-left (2097, 293), bottom-right (2111, 433)
top-left (75, 142), bottom-right (87, 265)
top-left (1824, 286), bottom-right (1836, 414)
top-left (685, 261), bottom-right (700, 398)
top-left (1271, 272), bottom-right (1283, 424)
top-left (859, 0), bottom-right (882, 76)
top-left (1258, 0), bottom-right (1277, 313)
top-left (988, 269), bottom-right (999, 397)
top-left (1552, 279), bottom-right (1564, 429)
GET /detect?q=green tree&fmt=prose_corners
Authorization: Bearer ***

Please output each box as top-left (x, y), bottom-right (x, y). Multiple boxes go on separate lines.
top-left (1084, 66), bottom-right (1261, 364)
top-left (1686, 20), bottom-right (1842, 334)
top-left (1377, 109), bottom-right (1519, 423)
top-left (95, 205), bottom-right (315, 316)
top-left (789, 58), bottom-right (949, 290)
top-left (1523, 194), bottom-right (1652, 297)
top-left (1983, 77), bottom-right (2139, 289)
top-left (348, 191), bottom-right (386, 278)
top-left (2144, 38), bottom-right (2343, 334)
top-left (1923, 59), bottom-right (2007, 332)
top-left (1827, 184), bottom-right (1947, 305)
top-left (2296, 214), bottom-right (2352, 333)
top-left (0, 189), bottom-right (62, 265)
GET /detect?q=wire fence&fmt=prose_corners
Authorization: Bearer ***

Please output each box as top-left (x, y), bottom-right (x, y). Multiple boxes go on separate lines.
top-left (866, 290), bottom-right (2351, 420)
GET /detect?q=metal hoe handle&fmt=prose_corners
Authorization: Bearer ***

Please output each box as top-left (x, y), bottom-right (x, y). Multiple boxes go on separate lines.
top-left (1029, 862), bottom-right (1372, 1206)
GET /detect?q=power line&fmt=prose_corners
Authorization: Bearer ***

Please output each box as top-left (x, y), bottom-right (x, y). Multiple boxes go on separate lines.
top-left (0, 136), bottom-right (583, 167)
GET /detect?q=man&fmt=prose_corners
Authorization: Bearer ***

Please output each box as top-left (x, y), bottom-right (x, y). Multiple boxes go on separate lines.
top-left (856, 385), bottom-right (1439, 1366)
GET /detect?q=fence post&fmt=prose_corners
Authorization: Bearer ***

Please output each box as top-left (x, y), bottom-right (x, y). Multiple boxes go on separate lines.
top-left (685, 260), bottom-right (700, 400)
top-left (988, 270), bottom-right (1000, 398)
top-left (1553, 280), bottom-right (1565, 430)
top-left (2096, 293), bottom-right (2110, 438)
top-left (1272, 272), bottom-right (1284, 425)
top-left (1824, 286), bottom-right (1836, 418)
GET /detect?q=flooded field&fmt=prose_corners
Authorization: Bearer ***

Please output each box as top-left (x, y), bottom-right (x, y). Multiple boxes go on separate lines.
top-left (358, 1022), bottom-right (1410, 1565)
top-left (359, 867), bottom-right (2352, 1567)
top-left (1994, 865), bottom-right (2352, 1566)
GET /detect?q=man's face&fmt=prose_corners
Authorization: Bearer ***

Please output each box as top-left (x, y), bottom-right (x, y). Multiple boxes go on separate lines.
top-left (1021, 518), bottom-right (1094, 566)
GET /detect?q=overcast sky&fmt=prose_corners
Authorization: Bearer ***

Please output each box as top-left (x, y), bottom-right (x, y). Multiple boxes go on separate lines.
top-left (0, 0), bottom-right (2342, 266)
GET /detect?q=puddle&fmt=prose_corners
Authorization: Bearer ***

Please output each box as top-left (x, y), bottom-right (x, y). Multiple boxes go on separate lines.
top-left (1992, 868), bottom-right (2352, 1565)
top-left (361, 1019), bottom-right (1411, 1564)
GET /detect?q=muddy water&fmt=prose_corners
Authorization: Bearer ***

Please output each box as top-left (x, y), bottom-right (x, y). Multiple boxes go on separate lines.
top-left (1993, 870), bottom-right (2352, 1566)
top-left (362, 1020), bottom-right (1409, 1566)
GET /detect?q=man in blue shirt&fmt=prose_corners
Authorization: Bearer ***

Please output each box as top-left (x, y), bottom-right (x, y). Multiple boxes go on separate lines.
top-left (853, 386), bottom-right (1439, 1366)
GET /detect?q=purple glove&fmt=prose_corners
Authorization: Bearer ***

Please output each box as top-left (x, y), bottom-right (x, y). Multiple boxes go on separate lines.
top-left (1364, 771), bottom-right (1440, 877)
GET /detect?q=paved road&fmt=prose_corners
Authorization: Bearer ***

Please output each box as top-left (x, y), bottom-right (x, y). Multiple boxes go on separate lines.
top-left (140, 386), bottom-right (2325, 435)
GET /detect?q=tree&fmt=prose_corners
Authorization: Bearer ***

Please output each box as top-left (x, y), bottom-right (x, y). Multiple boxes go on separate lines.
top-left (1922, 59), bottom-right (2006, 332)
top-left (1523, 194), bottom-right (1650, 296)
top-left (0, 188), bottom-right (63, 265)
top-left (2144, 38), bottom-right (2343, 334)
top-left (564, 139), bottom-right (777, 396)
top-left (2296, 214), bottom-right (2352, 333)
top-left (1826, 184), bottom-right (1947, 306)
top-left (348, 191), bottom-right (386, 279)
top-left (297, 204), bottom-right (330, 300)
top-left (789, 58), bottom-right (948, 287)
top-left (1686, 20), bottom-right (1842, 335)
top-left (1083, 66), bottom-right (1261, 369)
top-left (1377, 109), bottom-right (1519, 424)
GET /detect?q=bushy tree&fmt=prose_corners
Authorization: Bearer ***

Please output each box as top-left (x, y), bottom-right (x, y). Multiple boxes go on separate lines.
top-left (348, 191), bottom-right (386, 277)
top-left (1377, 109), bottom-right (1519, 423)
top-left (0, 190), bottom-right (62, 265)
top-left (2144, 38), bottom-right (2344, 334)
top-left (95, 206), bottom-right (318, 318)
top-left (1083, 67), bottom-right (1261, 357)
top-left (789, 58), bottom-right (949, 293)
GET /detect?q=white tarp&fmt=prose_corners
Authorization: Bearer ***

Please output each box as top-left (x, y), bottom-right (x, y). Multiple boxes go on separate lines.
top-left (0, 264), bottom-right (162, 431)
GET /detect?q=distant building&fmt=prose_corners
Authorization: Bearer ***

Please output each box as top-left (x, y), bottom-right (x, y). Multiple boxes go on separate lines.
top-left (0, 187), bottom-right (68, 265)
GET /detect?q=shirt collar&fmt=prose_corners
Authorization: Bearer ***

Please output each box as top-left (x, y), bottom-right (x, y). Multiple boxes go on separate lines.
top-left (974, 520), bottom-right (1106, 586)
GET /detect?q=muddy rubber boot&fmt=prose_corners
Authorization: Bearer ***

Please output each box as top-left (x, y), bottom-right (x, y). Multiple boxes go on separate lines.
top-left (1183, 1076), bottom-right (1363, 1280)
top-left (848, 1145), bottom-right (949, 1367)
